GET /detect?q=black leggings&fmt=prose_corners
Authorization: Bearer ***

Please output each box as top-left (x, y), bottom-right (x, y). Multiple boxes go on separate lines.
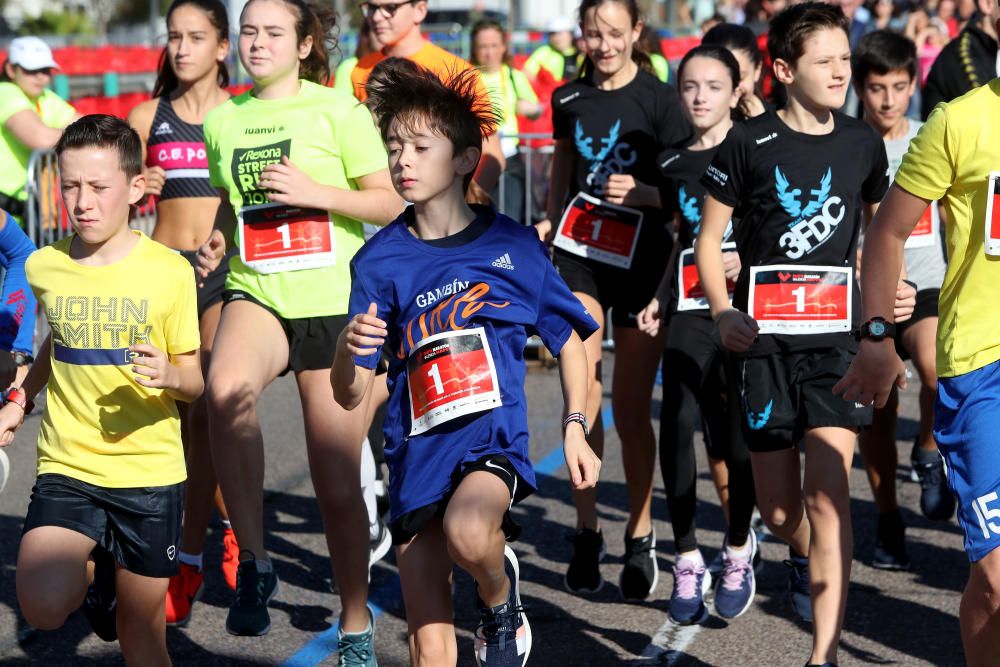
top-left (659, 312), bottom-right (755, 553)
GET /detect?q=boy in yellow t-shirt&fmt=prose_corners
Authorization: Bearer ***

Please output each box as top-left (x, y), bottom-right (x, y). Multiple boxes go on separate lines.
top-left (0, 114), bottom-right (202, 666)
top-left (836, 24), bottom-right (1000, 664)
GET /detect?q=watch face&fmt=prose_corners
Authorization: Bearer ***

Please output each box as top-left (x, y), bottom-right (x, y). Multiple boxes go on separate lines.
top-left (870, 321), bottom-right (886, 337)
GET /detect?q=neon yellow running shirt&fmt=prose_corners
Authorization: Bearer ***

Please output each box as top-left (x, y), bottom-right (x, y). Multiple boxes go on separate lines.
top-left (204, 80), bottom-right (388, 318)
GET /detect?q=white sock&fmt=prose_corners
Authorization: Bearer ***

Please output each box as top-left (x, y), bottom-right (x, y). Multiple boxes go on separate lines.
top-left (179, 551), bottom-right (203, 570)
top-left (677, 550), bottom-right (704, 567)
top-left (726, 540), bottom-right (751, 559)
top-left (221, 519), bottom-right (232, 530)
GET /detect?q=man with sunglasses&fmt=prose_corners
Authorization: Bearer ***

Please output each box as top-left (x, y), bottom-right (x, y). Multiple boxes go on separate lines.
top-left (349, 0), bottom-right (505, 193)
top-left (0, 36), bottom-right (78, 226)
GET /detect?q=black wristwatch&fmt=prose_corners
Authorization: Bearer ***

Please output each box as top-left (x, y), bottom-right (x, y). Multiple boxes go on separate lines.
top-left (858, 317), bottom-right (895, 342)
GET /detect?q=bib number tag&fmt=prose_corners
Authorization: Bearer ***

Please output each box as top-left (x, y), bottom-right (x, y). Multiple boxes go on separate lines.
top-left (553, 192), bottom-right (643, 269)
top-left (407, 327), bottom-right (502, 436)
top-left (748, 265), bottom-right (852, 335)
top-left (905, 202), bottom-right (939, 249)
top-left (677, 242), bottom-right (737, 312)
top-left (238, 203), bottom-right (336, 274)
top-left (985, 172), bottom-right (1000, 256)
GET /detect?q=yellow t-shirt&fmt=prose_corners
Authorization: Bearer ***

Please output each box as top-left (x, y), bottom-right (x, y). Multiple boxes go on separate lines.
top-left (27, 231), bottom-right (200, 488)
top-left (0, 83), bottom-right (76, 202)
top-left (204, 80), bottom-right (388, 318)
top-left (894, 78), bottom-right (1000, 378)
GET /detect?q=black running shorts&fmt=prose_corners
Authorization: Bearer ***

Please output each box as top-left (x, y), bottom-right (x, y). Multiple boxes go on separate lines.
top-left (390, 454), bottom-right (531, 546)
top-left (738, 347), bottom-right (873, 452)
top-left (553, 248), bottom-right (668, 328)
top-left (895, 288), bottom-right (939, 361)
top-left (23, 473), bottom-right (184, 578)
top-left (178, 249), bottom-right (235, 319)
top-left (222, 289), bottom-right (347, 374)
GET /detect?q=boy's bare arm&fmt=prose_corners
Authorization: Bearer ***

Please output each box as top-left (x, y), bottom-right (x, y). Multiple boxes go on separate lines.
top-left (557, 331), bottom-right (600, 490)
top-left (332, 303), bottom-right (384, 411)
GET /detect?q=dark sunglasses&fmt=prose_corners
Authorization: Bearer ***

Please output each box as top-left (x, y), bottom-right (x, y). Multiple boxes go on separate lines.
top-left (359, 0), bottom-right (418, 19)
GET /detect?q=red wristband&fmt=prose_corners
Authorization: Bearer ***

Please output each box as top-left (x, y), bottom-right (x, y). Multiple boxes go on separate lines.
top-left (5, 388), bottom-right (33, 414)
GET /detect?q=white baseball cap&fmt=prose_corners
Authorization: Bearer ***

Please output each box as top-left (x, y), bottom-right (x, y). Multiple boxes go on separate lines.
top-left (545, 17), bottom-right (577, 34)
top-left (7, 36), bottom-right (60, 71)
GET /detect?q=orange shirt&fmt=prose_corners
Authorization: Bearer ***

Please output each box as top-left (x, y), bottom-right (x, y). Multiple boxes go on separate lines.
top-left (350, 40), bottom-right (486, 104)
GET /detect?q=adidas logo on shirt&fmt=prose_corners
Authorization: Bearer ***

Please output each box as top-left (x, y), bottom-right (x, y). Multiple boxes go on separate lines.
top-left (154, 122), bottom-right (173, 136)
top-left (492, 253), bottom-right (515, 271)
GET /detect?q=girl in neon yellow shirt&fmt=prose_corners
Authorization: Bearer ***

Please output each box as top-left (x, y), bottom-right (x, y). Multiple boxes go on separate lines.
top-left (197, 0), bottom-right (404, 655)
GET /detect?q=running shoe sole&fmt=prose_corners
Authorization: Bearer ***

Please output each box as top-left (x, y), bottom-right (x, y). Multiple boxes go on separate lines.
top-left (0, 449), bottom-right (9, 495)
top-left (369, 524), bottom-right (392, 569)
top-left (507, 544), bottom-right (532, 666)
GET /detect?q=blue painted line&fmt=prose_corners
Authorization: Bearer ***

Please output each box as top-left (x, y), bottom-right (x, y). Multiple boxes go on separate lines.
top-left (282, 580), bottom-right (398, 667)
top-left (282, 403), bottom-right (615, 666)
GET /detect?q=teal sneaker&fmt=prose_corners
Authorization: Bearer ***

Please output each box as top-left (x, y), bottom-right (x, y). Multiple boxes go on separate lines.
top-left (338, 606), bottom-right (377, 666)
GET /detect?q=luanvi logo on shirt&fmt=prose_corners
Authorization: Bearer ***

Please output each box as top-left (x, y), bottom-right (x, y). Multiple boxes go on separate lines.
top-left (244, 126), bottom-right (285, 135)
top-left (774, 167), bottom-right (845, 260)
top-left (755, 132), bottom-right (778, 145)
top-left (559, 92), bottom-right (581, 104)
top-left (231, 139), bottom-right (291, 206)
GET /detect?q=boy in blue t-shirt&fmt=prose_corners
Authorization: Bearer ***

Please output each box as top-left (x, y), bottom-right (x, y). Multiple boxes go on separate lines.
top-left (332, 58), bottom-right (600, 667)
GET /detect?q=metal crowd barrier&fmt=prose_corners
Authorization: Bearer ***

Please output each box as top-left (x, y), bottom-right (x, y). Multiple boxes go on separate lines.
top-left (24, 149), bottom-right (156, 355)
top-left (495, 133), bottom-right (616, 351)
top-left (25, 148), bottom-right (156, 250)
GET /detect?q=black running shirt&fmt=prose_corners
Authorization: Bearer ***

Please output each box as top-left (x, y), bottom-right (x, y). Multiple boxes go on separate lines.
top-left (701, 110), bottom-right (889, 354)
top-left (552, 69), bottom-right (690, 249)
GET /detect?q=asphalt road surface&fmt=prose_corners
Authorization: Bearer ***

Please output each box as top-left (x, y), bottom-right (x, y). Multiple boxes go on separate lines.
top-left (0, 354), bottom-right (968, 666)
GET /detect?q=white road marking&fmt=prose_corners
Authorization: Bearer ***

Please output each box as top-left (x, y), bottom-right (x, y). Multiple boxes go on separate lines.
top-left (635, 620), bottom-right (703, 665)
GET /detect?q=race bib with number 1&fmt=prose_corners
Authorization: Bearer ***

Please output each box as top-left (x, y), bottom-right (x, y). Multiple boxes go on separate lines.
top-left (677, 242), bottom-right (737, 312)
top-left (407, 327), bottom-right (502, 436)
top-left (239, 202), bottom-right (336, 274)
top-left (748, 265), bottom-right (852, 335)
top-left (553, 192), bottom-right (643, 269)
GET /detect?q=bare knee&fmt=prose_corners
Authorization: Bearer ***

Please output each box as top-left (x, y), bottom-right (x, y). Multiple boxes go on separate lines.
top-left (760, 499), bottom-right (804, 537)
top-left (411, 632), bottom-right (455, 667)
top-left (206, 372), bottom-right (258, 421)
top-left (968, 556), bottom-right (1000, 614)
top-left (18, 586), bottom-right (74, 630)
top-left (442, 513), bottom-right (495, 567)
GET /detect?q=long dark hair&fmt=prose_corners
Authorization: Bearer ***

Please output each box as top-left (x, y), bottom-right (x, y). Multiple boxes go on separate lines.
top-left (152, 0), bottom-right (230, 98)
top-left (578, 0), bottom-right (653, 79)
top-left (242, 0), bottom-right (339, 85)
top-left (677, 45), bottom-right (741, 90)
top-left (470, 19), bottom-right (512, 68)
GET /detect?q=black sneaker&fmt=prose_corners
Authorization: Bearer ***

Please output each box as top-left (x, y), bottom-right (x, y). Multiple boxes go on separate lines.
top-left (564, 528), bottom-right (605, 594)
top-left (912, 449), bottom-right (955, 521)
top-left (474, 546), bottom-right (531, 666)
top-left (226, 554), bottom-right (280, 636)
top-left (83, 547), bottom-right (117, 642)
top-left (620, 530), bottom-right (658, 601)
top-left (872, 510), bottom-right (911, 571)
top-left (784, 554), bottom-right (812, 624)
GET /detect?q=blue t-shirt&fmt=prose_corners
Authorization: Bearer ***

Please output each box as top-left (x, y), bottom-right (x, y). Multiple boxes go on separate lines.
top-left (348, 207), bottom-right (599, 519)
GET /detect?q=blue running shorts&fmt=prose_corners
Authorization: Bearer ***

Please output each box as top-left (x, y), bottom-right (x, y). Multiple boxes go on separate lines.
top-left (935, 358), bottom-right (1000, 562)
